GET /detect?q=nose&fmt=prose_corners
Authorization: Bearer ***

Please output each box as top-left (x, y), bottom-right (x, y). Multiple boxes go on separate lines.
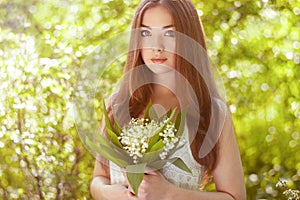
top-left (153, 47), bottom-right (164, 58)
top-left (152, 47), bottom-right (164, 52)
top-left (151, 32), bottom-right (164, 52)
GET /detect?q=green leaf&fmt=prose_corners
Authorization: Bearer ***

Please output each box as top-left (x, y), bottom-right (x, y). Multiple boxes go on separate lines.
top-left (113, 115), bottom-right (122, 136)
top-left (85, 137), bottom-right (130, 167)
top-left (175, 108), bottom-right (187, 138)
top-left (102, 100), bottom-right (113, 132)
top-left (174, 109), bottom-right (182, 130)
top-left (168, 107), bottom-right (177, 122)
top-left (147, 109), bottom-right (177, 151)
top-left (144, 100), bottom-right (152, 121)
top-left (147, 131), bottom-right (161, 151)
top-left (148, 107), bottom-right (159, 120)
top-left (157, 107), bottom-right (176, 122)
top-left (93, 133), bottom-right (111, 148)
top-left (166, 108), bottom-right (173, 118)
top-left (107, 129), bottom-right (122, 148)
top-left (165, 140), bottom-right (186, 158)
top-left (92, 133), bottom-right (132, 163)
top-left (148, 139), bottom-right (164, 152)
top-left (126, 163), bottom-right (147, 196)
top-left (149, 158), bottom-right (172, 169)
top-left (141, 148), bottom-right (163, 163)
top-left (170, 157), bottom-right (192, 174)
top-left (149, 157), bottom-right (191, 174)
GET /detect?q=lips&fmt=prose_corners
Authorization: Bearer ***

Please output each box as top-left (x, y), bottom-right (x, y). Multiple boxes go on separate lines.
top-left (151, 58), bottom-right (167, 64)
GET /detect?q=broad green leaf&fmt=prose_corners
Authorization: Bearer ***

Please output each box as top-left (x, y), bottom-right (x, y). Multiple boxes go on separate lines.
top-left (93, 133), bottom-right (111, 148)
top-left (141, 148), bottom-right (163, 163)
top-left (126, 163), bottom-right (147, 196)
top-left (148, 139), bottom-right (164, 152)
top-left (149, 158), bottom-right (173, 169)
top-left (147, 109), bottom-right (176, 151)
top-left (165, 140), bottom-right (186, 158)
top-left (93, 133), bottom-right (132, 162)
top-left (148, 107), bottom-right (159, 120)
top-left (143, 100), bottom-right (152, 121)
top-left (102, 100), bottom-right (113, 132)
top-left (149, 157), bottom-right (191, 174)
top-left (113, 146), bottom-right (133, 163)
top-left (175, 108), bottom-right (187, 138)
top-left (113, 115), bottom-right (122, 136)
top-left (85, 137), bottom-right (130, 167)
top-left (147, 131), bottom-right (161, 151)
top-left (166, 108), bottom-right (173, 118)
top-left (170, 157), bottom-right (192, 174)
top-left (174, 109), bottom-right (182, 130)
top-left (158, 107), bottom-right (176, 122)
top-left (168, 107), bottom-right (177, 122)
top-left (107, 129), bottom-right (122, 148)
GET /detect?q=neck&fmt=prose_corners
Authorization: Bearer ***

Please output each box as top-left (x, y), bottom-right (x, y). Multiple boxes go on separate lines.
top-left (151, 70), bottom-right (179, 113)
top-left (152, 69), bottom-right (176, 96)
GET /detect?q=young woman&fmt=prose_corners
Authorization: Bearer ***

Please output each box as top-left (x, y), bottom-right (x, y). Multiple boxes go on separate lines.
top-left (90, 0), bottom-right (246, 199)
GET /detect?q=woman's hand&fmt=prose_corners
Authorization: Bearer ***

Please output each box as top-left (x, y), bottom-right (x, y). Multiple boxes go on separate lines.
top-left (90, 176), bottom-right (130, 200)
top-left (106, 184), bottom-right (130, 200)
top-left (127, 170), bottom-right (174, 200)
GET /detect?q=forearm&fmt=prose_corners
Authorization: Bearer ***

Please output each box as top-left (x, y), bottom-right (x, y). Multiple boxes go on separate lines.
top-left (166, 185), bottom-right (243, 200)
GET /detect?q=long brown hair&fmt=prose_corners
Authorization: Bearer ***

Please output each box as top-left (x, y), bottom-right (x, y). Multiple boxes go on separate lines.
top-left (110, 0), bottom-right (220, 185)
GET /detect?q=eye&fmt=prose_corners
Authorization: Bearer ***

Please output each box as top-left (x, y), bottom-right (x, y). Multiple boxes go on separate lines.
top-left (141, 29), bottom-right (152, 37)
top-left (164, 30), bottom-right (175, 37)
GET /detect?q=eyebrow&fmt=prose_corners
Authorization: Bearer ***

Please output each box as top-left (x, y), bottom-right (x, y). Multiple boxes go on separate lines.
top-left (141, 24), bottom-right (174, 29)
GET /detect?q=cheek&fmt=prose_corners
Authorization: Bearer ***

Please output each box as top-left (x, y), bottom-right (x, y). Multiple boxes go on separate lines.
top-left (141, 49), bottom-right (151, 62)
top-left (167, 53), bottom-right (176, 64)
top-left (163, 38), bottom-right (176, 53)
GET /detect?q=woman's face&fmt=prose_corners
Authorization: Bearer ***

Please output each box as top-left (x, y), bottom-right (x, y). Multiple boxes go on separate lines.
top-left (140, 5), bottom-right (176, 74)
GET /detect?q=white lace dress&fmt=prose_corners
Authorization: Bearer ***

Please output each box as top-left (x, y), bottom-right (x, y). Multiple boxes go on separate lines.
top-left (109, 124), bottom-right (205, 190)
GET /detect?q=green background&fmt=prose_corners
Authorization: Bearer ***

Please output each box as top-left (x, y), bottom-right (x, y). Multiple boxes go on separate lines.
top-left (0, 0), bottom-right (299, 199)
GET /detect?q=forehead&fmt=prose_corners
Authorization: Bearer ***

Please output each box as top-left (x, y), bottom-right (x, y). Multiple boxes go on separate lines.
top-left (141, 5), bottom-right (174, 28)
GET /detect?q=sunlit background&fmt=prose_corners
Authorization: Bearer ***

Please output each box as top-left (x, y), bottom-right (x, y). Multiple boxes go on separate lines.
top-left (0, 0), bottom-right (299, 199)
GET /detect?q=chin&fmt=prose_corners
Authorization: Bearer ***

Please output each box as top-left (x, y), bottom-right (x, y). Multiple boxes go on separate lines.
top-left (146, 63), bottom-right (174, 74)
top-left (148, 67), bottom-right (173, 74)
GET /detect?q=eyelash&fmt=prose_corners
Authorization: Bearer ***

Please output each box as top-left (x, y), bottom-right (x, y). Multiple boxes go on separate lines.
top-left (140, 30), bottom-right (175, 37)
top-left (141, 30), bottom-right (151, 37)
top-left (165, 30), bottom-right (175, 37)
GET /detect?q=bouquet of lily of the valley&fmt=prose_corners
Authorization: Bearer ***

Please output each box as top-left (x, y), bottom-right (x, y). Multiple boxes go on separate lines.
top-left (86, 100), bottom-right (191, 196)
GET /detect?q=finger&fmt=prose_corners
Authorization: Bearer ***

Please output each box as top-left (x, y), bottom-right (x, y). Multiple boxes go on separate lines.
top-left (121, 168), bottom-right (127, 176)
top-left (127, 190), bottom-right (137, 200)
top-left (144, 167), bottom-right (157, 175)
top-left (127, 183), bottom-right (134, 194)
top-left (144, 170), bottom-right (158, 176)
top-left (122, 182), bottom-right (129, 188)
top-left (145, 166), bottom-right (154, 173)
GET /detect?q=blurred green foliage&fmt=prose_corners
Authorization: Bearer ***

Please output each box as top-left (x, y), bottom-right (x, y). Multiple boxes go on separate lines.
top-left (0, 0), bottom-right (299, 199)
